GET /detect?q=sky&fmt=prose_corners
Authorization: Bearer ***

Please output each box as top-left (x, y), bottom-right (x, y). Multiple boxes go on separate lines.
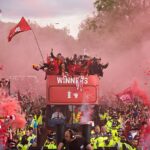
top-left (0, 0), bottom-right (94, 38)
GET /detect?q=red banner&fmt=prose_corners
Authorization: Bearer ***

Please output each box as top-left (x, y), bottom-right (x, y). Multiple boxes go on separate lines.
top-left (46, 75), bottom-right (100, 104)
top-left (116, 88), bottom-right (133, 103)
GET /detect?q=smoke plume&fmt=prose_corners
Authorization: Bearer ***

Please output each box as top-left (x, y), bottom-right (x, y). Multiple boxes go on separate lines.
top-left (0, 9), bottom-right (149, 101)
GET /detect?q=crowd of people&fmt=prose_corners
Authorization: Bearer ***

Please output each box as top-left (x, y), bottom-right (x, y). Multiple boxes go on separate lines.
top-left (0, 56), bottom-right (150, 150)
top-left (33, 49), bottom-right (109, 77)
top-left (0, 89), bottom-right (149, 150)
top-left (45, 97), bottom-right (150, 150)
top-left (47, 97), bottom-right (150, 150)
top-left (0, 85), bottom-right (46, 150)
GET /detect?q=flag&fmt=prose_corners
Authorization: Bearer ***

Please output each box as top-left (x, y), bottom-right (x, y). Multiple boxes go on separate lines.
top-left (116, 88), bottom-right (133, 103)
top-left (8, 17), bottom-right (31, 42)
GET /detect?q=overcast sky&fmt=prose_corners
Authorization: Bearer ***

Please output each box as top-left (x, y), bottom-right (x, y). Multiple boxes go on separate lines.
top-left (0, 0), bottom-right (94, 38)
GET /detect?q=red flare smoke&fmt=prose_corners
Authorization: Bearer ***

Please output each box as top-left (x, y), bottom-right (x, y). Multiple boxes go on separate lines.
top-left (0, 89), bottom-right (26, 128)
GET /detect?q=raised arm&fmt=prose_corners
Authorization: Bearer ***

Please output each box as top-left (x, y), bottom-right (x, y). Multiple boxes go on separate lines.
top-left (102, 62), bottom-right (109, 69)
top-left (51, 48), bottom-right (56, 58)
top-left (57, 142), bottom-right (64, 150)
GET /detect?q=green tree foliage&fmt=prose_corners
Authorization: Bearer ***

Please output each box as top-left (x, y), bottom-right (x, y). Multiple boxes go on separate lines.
top-left (94, 0), bottom-right (117, 12)
top-left (81, 0), bottom-right (150, 32)
top-left (94, 0), bottom-right (150, 17)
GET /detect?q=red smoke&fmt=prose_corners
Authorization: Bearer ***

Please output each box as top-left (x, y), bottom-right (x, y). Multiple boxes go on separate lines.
top-left (117, 81), bottom-right (149, 105)
top-left (0, 64), bottom-right (3, 70)
top-left (131, 81), bottom-right (149, 105)
top-left (0, 8), bottom-right (150, 99)
top-left (0, 89), bottom-right (26, 128)
top-left (140, 122), bottom-right (150, 149)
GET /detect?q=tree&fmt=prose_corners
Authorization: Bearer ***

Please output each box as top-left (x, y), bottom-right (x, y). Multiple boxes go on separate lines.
top-left (94, 0), bottom-right (150, 16)
top-left (94, 0), bottom-right (117, 12)
top-left (81, 0), bottom-right (150, 32)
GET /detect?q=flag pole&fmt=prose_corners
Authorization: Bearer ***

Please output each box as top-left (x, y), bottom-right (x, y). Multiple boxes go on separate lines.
top-left (31, 29), bottom-right (45, 63)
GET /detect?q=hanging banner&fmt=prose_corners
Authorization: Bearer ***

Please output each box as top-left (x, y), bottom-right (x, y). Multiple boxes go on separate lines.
top-left (46, 75), bottom-right (100, 105)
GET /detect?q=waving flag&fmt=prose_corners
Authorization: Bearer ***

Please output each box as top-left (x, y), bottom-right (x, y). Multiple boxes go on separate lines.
top-left (116, 87), bottom-right (133, 103)
top-left (116, 81), bottom-right (150, 105)
top-left (8, 17), bottom-right (31, 42)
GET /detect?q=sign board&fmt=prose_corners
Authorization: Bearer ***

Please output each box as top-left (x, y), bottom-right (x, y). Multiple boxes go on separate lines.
top-left (46, 75), bottom-right (100, 105)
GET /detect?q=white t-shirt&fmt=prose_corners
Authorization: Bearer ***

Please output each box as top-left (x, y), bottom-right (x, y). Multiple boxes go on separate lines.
top-left (51, 112), bottom-right (65, 119)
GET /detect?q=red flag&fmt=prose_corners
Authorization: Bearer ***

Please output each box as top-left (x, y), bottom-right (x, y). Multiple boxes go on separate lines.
top-left (8, 17), bottom-right (31, 42)
top-left (116, 87), bottom-right (133, 103)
